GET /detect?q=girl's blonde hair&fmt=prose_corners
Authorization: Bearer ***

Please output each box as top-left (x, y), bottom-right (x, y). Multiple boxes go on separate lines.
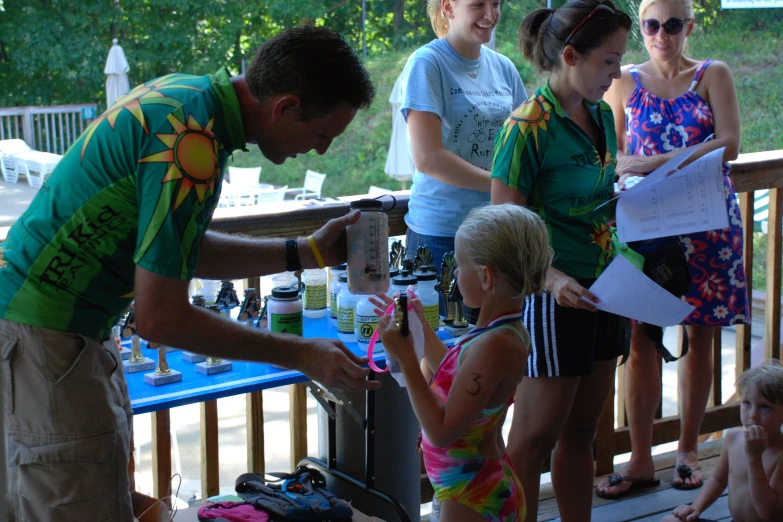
top-left (427, 0), bottom-right (450, 38)
top-left (456, 204), bottom-right (552, 298)
top-left (638, 0), bottom-right (695, 21)
top-left (737, 362), bottom-right (783, 407)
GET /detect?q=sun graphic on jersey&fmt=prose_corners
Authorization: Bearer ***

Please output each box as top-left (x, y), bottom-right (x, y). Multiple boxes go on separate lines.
top-left (590, 148), bottom-right (615, 193)
top-left (587, 220), bottom-right (613, 252)
top-left (81, 74), bottom-right (202, 160)
top-left (139, 111), bottom-right (219, 210)
top-left (503, 95), bottom-right (553, 148)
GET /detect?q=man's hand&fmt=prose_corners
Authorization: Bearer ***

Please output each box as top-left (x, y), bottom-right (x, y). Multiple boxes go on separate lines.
top-left (745, 424), bottom-right (769, 457)
top-left (294, 337), bottom-right (381, 392)
top-left (671, 504), bottom-right (700, 521)
top-left (301, 210), bottom-right (361, 268)
top-left (615, 155), bottom-right (655, 177)
top-left (547, 270), bottom-right (598, 311)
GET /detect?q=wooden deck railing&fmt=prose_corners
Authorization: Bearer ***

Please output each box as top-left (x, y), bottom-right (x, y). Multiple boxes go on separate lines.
top-left (0, 151), bottom-right (781, 505)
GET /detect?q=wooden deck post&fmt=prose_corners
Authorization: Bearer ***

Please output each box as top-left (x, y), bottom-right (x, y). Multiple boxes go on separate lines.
top-left (736, 192), bottom-right (754, 385)
top-left (247, 391), bottom-right (266, 474)
top-left (151, 409), bottom-right (172, 503)
top-left (289, 383), bottom-right (308, 470)
top-left (765, 188), bottom-right (782, 361)
top-left (201, 400), bottom-right (220, 500)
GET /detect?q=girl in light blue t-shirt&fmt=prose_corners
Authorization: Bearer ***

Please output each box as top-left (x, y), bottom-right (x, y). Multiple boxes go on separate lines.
top-left (400, 0), bottom-right (526, 276)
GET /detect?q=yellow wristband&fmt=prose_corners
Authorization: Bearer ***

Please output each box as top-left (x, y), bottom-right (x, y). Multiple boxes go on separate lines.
top-left (307, 235), bottom-right (325, 269)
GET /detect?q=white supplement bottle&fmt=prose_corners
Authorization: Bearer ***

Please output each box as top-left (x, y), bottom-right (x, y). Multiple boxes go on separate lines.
top-left (386, 267), bottom-right (400, 298)
top-left (267, 283), bottom-right (304, 337)
top-left (355, 295), bottom-right (381, 355)
top-left (302, 268), bottom-right (328, 319)
top-left (336, 274), bottom-right (359, 343)
top-left (346, 200), bottom-right (389, 295)
top-left (414, 270), bottom-right (440, 332)
top-left (390, 270), bottom-right (418, 298)
top-left (329, 263), bottom-right (347, 326)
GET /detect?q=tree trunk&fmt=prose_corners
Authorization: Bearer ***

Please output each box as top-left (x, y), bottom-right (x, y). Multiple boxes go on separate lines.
top-left (393, 0), bottom-right (404, 34)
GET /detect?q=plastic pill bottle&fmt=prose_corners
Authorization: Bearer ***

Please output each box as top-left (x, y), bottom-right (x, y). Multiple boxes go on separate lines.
top-left (302, 268), bottom-right (328, 319)
top-left (336, 274), bottom-right (359, 343)
top-left (268, 283), bottom-right (304, 337)
top-left (329, 264), bottom-right (347, 325)
top-left (414, 270), bottom-right (440, 332)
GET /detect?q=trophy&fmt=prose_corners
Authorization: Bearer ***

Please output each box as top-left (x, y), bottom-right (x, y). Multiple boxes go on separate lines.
top-left (112, 323), bottom-right (131, 360)
top-left (414, 245), bottom-right (433, 272)
top-left (143, 341), bottom-right (182, 386)
top-left (238, 288), bottom-right (262, 326)
top-left (216, 280), bottom-right (240, 318)
top-left (389, 240), bottom-right (406, 270)
top-left (182, 295), bottom-right (208, 363)
top-left (196, 305), bottom-right (233, 375)
top-left (440, 252), bottom-right (471, 336)
top-left (121, 303), bottom-right (155, 373)
top-left (255, 295), bottom-right (271, 329)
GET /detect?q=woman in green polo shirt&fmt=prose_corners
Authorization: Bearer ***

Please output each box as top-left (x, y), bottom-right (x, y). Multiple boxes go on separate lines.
top-left (490, 1), bottom-right (632, 520)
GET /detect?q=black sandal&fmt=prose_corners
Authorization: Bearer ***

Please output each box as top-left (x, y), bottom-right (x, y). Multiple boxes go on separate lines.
top-left (595, 474), bottom-right (661, 500)
top-left (671, 464), bottom-right (703, 490)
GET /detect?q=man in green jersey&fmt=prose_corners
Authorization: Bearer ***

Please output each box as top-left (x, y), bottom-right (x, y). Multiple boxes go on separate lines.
top-left (0, 27), bottom-right (376, 521)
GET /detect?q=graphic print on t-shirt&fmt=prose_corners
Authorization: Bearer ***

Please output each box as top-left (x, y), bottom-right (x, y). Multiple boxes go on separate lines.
top-left (450, 95), bottom-right (514, 171)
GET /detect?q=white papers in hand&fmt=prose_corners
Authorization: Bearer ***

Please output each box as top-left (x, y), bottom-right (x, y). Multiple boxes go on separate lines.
top-left (582, 255), bottom-right (695, 327)
top-left (616, 147), bottom-right (728, 243)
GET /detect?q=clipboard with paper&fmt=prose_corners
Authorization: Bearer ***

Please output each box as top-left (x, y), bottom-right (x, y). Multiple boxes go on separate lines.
top-left (600, 146), bottom-right (729, 243)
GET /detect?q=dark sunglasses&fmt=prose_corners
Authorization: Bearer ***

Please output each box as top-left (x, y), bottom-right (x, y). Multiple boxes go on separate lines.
top-left (641, 17), bottom-right (692, 36)
top-left (564, 3), bottom-right (627, 47)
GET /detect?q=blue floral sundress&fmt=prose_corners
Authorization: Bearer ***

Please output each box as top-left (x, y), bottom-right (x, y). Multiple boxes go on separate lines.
top-left (625, 60), bottom-right (749, 326)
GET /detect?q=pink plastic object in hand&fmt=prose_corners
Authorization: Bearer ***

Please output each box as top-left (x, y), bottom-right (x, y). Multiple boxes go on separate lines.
top-left (367, 289), bottom-right (418, 373)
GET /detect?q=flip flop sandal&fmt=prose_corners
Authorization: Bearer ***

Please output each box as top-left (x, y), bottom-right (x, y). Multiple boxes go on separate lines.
top-left (595, 474), bottom-right (661, 500)
top-left (671, 464), bottom-right (703, 490)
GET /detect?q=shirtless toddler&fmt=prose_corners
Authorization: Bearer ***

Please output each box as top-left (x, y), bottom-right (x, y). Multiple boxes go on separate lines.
top-left (662, 364), bottom-right (783, 522)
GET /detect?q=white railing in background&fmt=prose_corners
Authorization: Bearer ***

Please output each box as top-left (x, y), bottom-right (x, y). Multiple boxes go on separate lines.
top-left (0, 104), bottom-right (97, 155)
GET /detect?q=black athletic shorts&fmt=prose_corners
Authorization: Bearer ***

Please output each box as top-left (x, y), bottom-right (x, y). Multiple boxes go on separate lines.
top-left (523, 280), bottom-right (630, 378)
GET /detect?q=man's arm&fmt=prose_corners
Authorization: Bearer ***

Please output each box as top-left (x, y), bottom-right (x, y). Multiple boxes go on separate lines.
top-left (194, 210), bottom-right (360, 279)
top-left (134, 266), bottom-right (379, 391)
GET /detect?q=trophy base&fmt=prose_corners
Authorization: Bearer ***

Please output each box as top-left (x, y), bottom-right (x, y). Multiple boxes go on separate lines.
top-left (144, 369), bottom-right (183, 386)
top-left (118, 346), bottom-right (132, 361)
top-left (123, 357), bottom-right (156, 373)
top-left (196, 361), bottom-right (233, 375)
top-left (182, 351), bottom-right (207, 363)
top-left (443, 324), bottom-right (471, 338)
top-left (143, 341), bottom-right (178, 353)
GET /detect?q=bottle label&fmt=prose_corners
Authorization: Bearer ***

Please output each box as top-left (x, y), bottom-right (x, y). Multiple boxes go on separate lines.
top-left (423, 304), bottom-right (440, 331)
top-left (330, 291), bottom-right (338, 318)
top-left (270, 312), bottom-right (303, 336)
top-left (304, 283), bottom-right (327, 311)
top-left (338, 306), bottom-right (355, 334)
top-left (356, 314), bottom-right (379, 344)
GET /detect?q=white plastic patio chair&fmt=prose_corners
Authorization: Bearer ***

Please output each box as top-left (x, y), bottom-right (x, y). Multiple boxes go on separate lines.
top-left (15, 158), bottom-right (54, 189)
top-left (256, 185), bottom-right (289, 204)
top-left (286, 170), bottom-right (326, 201)
top-left (0, 153), bottom-right (18, 183)
top-left (0, 139), bottom-right (32, 155)
top-left (227, 166), bottom-right (261, 187)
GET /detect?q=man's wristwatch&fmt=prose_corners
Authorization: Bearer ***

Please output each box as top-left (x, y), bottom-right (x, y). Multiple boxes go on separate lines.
top-left (285, 239), bottom-right (302, 272)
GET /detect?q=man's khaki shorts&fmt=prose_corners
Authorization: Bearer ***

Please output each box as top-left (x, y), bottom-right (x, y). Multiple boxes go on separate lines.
top-left (1, 318), bottom-right (135, 521)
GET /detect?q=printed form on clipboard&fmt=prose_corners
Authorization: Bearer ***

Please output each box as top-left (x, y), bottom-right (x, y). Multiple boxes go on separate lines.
top-left (601, 146), bottom-right (729, 243)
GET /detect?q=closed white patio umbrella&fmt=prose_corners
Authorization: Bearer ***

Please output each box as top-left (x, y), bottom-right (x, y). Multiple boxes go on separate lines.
top-left (104, 38), bottom-right (130, 108)
top-left (384, 72), bottom-right (414, 190)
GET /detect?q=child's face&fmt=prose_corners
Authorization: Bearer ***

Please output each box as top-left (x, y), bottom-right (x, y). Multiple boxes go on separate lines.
top-left (454, 235), bottom-right (483, 309)
top-left (740, 384), bottom-right (783, 435)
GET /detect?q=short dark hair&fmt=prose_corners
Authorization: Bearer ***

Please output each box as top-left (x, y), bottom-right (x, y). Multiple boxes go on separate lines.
top-left (246, 26), bottom-right (375, 120)
top-left (520, 0), bottom-right (632, 72)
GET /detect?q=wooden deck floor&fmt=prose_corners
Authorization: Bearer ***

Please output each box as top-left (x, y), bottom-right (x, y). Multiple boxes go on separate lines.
top-left (537, 439), bottom-right (731, 521)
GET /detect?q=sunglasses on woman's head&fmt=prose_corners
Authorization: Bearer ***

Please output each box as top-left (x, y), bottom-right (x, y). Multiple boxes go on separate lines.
top-left (641, 17), bottom-right (692, 36)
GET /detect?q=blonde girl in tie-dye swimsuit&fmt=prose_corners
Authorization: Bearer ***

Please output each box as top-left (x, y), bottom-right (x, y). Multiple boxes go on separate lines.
top-left (376, 204), bottom-right (553, 522)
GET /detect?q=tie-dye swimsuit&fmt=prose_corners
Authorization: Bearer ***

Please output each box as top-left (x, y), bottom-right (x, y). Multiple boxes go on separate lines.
top-left (421, 320), bottom-right (528, 522)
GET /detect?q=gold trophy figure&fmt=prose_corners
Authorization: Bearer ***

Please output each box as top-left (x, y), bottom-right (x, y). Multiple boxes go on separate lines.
top-left (389, 240), bottom-right (406, 270)
top-left (216, 281), bottom-right (241, 318)
top-left (121, 304), bottom-right (156, 373)
top-left (182, 295), bottom-right (208, 363)
top-left (414, 246), bottom-right (433, 272)
top-left (238, 288), bottom-right (262, 325)
top-left (439, 253), bottom-right (457, 324)
top-left (143, 341), bottom-right (183, 386)
top-left (196, 305), bottom-right (233, 375)
top-left (448, 279), bottom-right (469, 328)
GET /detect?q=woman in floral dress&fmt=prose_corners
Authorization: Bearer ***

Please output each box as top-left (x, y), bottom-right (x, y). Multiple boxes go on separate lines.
top-left (598, 0), bottom-right (749, 499)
